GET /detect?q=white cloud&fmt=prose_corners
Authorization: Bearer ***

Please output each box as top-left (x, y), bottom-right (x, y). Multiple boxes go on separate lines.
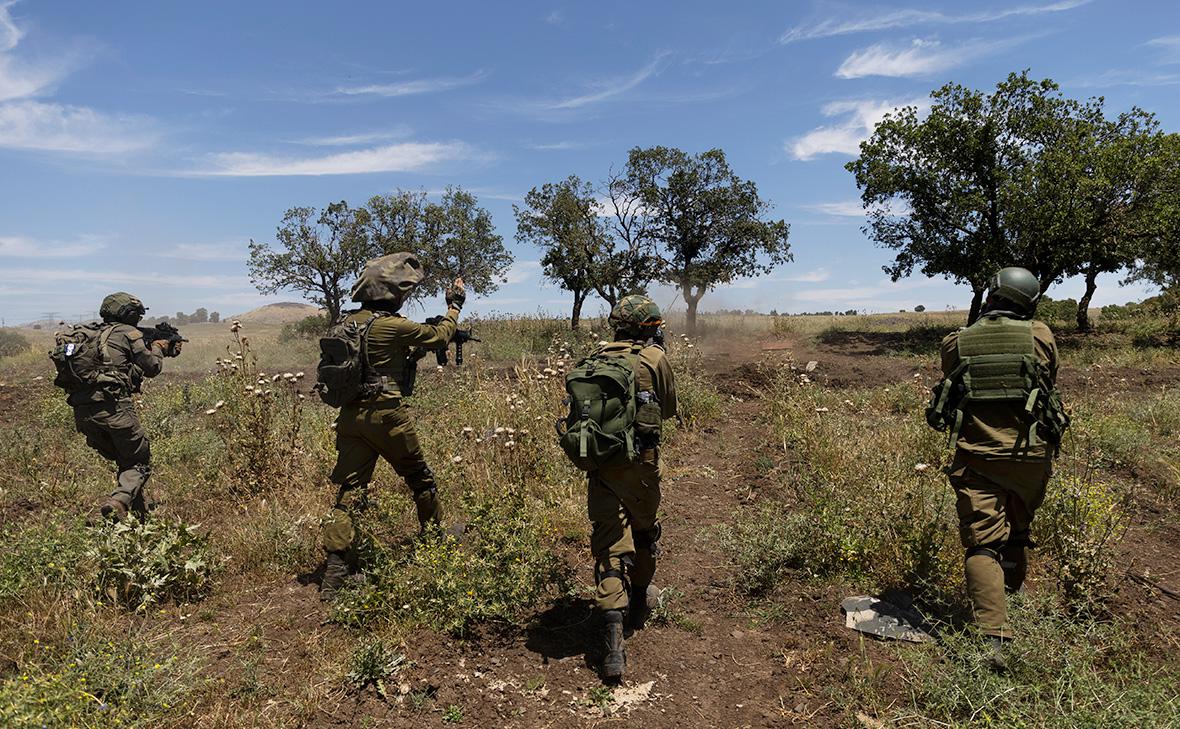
top-left (1147, 35), bottom-right (1180, 64)
top-left (789, 98), bottom-right (925, 161)
top-left (545, 54), bottom-right (669, 110)
top-left (836, 38), bottom-right (1018, 79)
top-left (0, 2), bottom-right (83, 101)
top-left (336, 71), bottom-right (487, 98)
top-left (503, 260), bottom-right (542, 285)
top-left (781, 0), bottom-right (1090, 43)
top-left (545, 10), bottom-right (564, 26)
top-left (525, 140), bottom-right (583, 151)
top-left (785, 268), bottom-right (832, 283)
top-left (294, 127), bottom-right (412, 146)
top-left (2, 266), bottom-right (248, 289)
top-left (191, 141), bottom-right (474, 177)
top-left (0, 100), bottom-right (158, 153)
top-left (1074, 69), bottom-right (1180, 88)
top-left (0, 234), bottom-right (106, 257)
top-left (802, 201), bottom-right (864, 217)
top-left (157, 242), bottom-right (247, 261)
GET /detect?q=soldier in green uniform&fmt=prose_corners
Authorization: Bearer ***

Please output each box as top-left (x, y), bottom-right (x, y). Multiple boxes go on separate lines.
top-left (927, 267), bottom-right (1069, 671)
top-left (320, 252), bottom-right (466, 599)
top-left (588, 295), bottom-right (678, 681)
top-left (68, 293), bottom-right (177, 519)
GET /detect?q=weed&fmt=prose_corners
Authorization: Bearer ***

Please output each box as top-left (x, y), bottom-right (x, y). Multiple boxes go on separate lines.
top-left (0, 328), bottom-right (31, 358)
top-left (88, 515), bottom-right (219, 611)
top-left (442, 704), bottom-right (464, 722)
top-left (345, 638), bottom-right (406, 700)
top-left (588, 684), bottom-right (614, 710)
top-left (523, 675), bottom-right (546, 693)
top-left (1038, 474), bottom-right (1130, 613)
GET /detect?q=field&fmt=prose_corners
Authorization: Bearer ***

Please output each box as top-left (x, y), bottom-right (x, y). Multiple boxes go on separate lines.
top-left (0, 307), bottom-right (1178, 728)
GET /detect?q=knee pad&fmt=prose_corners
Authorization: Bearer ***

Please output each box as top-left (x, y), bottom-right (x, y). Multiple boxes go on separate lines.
top-left (965, 543), bottom-right (1003, 563)
top-left (322, 507), bottom-right (356, 553)
top-left (634, 523), bottom-right (662, 558)
top-left (595, 558), bottom-right (632, 593)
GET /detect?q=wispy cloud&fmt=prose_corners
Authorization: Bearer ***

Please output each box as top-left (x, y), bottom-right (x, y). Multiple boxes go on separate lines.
top-left (789, 98), bottom-right (925, 161)
top-left (191, 141), bottom-right (476, 177)
top-left (1074, 69), bottom-right (1180, 88)
top-left (785, 268), bottom-right (832, 283)
top-left (2, 266), bottom-right (248, 289)
top-left (0, 233), bottom-right (106, 258)
top-left (1147, 35), bottom-right (1180, 64)
top-left (802, 201), bottom-right (864, 217)
top-left (836, 37), bottom-right (1026, 79)
top-left (524, 140), bottom-right (584, 151)
top-left (545, 10), bottom-right (564, 26)
top-left (781, 0), bottom-right (1090, 43)
top-left (0, 100), bottom-right (159, 153)
top-left (504, 260), bottom-right (542, 285)
top-left (336, 70), bottom-right (487, 98)
top-left (293, 127), bottom-right (412, 147)
top-left (0, 4), bottom-right (158, 155)
top-left (157, 242), bottom-right (247, 261)
top-left (545, 54), bottom-right (669, 110)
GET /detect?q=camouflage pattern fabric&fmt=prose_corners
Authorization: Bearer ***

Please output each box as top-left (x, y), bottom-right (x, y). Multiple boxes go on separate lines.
top-left (74, 402), bottom-right (152, 513)
top-left (350, 252), bottom-right (425, 303)
top-left (608, 294), bottom-right (663, 334)
top-left (66, 324), bottom-right (163, 406)
top-left (99, 292), bottom-right (147, 323)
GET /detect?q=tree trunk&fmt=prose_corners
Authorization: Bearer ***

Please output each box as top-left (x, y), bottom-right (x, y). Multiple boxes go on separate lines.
top-left (1077, 268), bottom-right (1099, 332)
top-left (570, 291), bottom-right (585, 330)
top-left (967, 287), bottom-right (986, 326)
top-left (683, 284), bottom-right (704, 336)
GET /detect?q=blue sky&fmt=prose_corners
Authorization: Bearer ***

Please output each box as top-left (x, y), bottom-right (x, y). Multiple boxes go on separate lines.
top-left (1, 0), bottom-right (1178, 324)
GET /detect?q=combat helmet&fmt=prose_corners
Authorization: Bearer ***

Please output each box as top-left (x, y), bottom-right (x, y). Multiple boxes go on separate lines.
top-left (986, 267), bottom-right (1041, 316)
top-left (351, 252), bottom-right (425, 304)
top-left (609, 294), bottom-right (663, 336)
top-left (99, 292), bottom-right (147, 325)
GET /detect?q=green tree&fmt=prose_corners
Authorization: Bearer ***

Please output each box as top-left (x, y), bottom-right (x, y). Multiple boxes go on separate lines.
top-left (363, 187), bottom-right (513, 300)
top-left (209, 311), bottom-right (221, 323)
top-left (1127, 133), bottom-right (1180, 293)
top-left (514, 176), bottom-right (604, 328)
top-left (622, 147), bottom-right (791, 334)
top-left (248, 202), bottom-right (370, 323)
top-left (192, 307), bottom-right (209, 324)
top-left (849, 72), bottom-right (1174, 327)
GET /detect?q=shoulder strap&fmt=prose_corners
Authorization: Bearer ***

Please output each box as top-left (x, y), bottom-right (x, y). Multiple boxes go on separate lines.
top-left (97, 324), bottom-right (118, 366)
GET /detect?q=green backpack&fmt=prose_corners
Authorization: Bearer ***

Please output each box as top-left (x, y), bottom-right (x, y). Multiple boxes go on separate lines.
top-left (314, 311), bottom-right (389, 408)
top-left (558, 344), bottom-right (642, 471)
top-left (49, 322), bottom-right (130, 396)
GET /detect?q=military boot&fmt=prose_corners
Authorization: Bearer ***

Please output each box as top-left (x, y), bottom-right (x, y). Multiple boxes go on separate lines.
top-left (985, 635), bottom-right (1009, 674)
top-left (100, 498), bottom-right (128, 521)
top-left (601, 609), bottom-right (626, 682)
top-left (320, 551), bottom-right (350, 601)
top-left (628, 584), bottom-right (660, 631)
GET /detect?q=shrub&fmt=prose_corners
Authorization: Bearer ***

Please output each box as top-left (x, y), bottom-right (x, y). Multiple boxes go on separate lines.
top-left (279, 313), bottom-right (330, 342)
top-left (0, 328), bottom-right (31, 358)
top-left (0, 630), bottom-right (194, 727)
top-left (88, 516), bottom-right (219, 611)
top-left (345, 638), bottom-right (406, 699)
top-left (1037, 474), bottom-right (1129, 613)
top-left (1036, 297), bottom-right (1079, 325)
top-left (0, 517), bottom-right (90, 602)
top-left (330, 487), bottom-right (571, 636)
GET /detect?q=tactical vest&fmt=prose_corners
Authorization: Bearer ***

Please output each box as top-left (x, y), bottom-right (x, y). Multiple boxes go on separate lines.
top-left (347, 310), bottom-right (411, 398)
top-left (927, 315), bottom-right (1069, 449)
top-left (315, 310), bottom-right (410, 407)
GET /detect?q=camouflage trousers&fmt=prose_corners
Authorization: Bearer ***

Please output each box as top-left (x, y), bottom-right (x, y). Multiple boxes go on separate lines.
top-left (322, 400), bottom-right (439, 554)
top-left (588, 454), bottom-right (662, 612)
top-left (73, 401), bottom-right (151, 513)
top-left (948, 449), bottom-right (1052, 638)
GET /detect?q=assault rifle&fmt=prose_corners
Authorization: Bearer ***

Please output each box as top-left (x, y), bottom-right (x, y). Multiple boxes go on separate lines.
top-left (420, 315), bottom-right (480, 366)
top-left (137, 321), bottom-right (187, 357)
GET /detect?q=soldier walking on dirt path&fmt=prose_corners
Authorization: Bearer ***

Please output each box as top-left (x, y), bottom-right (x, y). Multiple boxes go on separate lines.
top-left (926, 267), bottom-right (1071, 672)
top-left (51, 292), bottom-right (181, 520)
top-left (317, 252), bottom-right (466, 600)
top-left (558, 294), bottom-right (678, 682)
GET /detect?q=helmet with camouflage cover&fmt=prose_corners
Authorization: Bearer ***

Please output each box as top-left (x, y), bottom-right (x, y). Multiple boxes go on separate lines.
top-left (609, 294), bottom-right (663, 336)
top-left (100, 292), bottom-right (147, 325)
top-left (986, 267), bottom-right (1041, 316)
top-left (350, 252), bottom-right (425, 304)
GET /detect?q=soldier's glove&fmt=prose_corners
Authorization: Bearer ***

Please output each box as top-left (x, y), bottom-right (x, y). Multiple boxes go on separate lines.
top-left (171, 340), bottom-right (184, 357)
top-left (445, 285), bottom-right (466, 311)
top-left (151, 339), bottom-right (171, 355)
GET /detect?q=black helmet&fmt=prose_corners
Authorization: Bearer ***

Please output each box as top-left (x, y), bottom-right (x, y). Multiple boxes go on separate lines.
top-left (986, 267), bottom-right (1041, 315)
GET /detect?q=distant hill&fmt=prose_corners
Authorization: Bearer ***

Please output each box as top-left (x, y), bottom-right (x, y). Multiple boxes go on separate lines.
top-left (233, 302), bottom-right (322, 325)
